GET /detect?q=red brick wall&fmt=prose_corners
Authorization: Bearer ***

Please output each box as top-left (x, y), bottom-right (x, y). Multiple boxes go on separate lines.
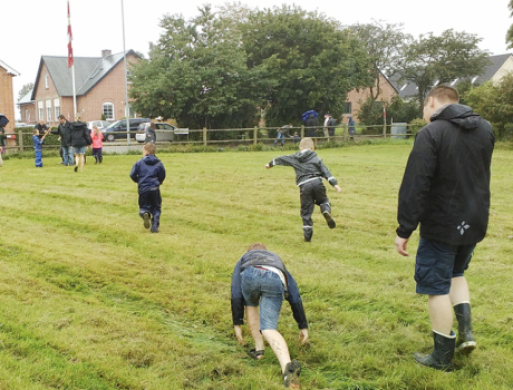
top-left (0, 66), bottom-right (17, 134)
top-left (19, 102), bottom-right (37, 125)
top-left (33, 62), bottom-right (60, 126)
top-left (77, 53), bottom-right (139, 122)
top-left (345, 74), bottom-right (398, 122)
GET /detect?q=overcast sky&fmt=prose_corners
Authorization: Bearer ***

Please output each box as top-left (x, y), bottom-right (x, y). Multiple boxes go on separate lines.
top-left (2, 0), bottom-right (512, 118)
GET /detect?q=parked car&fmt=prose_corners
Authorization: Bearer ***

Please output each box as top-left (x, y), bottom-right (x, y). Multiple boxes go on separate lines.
top-left (87, 120), bottom-right (111, 132)
top-left (135, 122), bottom-right (176, 143)
top-left (103, 118), bottom-right (151, 142)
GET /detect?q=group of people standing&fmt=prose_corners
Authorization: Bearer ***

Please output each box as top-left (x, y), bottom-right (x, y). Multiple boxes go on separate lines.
top-left (31, 116), bottom-right (104, 171)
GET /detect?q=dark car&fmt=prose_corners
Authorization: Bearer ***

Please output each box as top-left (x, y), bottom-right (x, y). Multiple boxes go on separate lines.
top-left (103, 118), bottom-right (151, 142)
top-left (135, 122), bottom-right (176, 143)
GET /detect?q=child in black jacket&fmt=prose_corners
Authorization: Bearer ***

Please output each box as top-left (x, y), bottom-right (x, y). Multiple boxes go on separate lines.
top-left (129, 143), bottom-right (166, 233)
top-left (266, 137), bottom-right (341, 242)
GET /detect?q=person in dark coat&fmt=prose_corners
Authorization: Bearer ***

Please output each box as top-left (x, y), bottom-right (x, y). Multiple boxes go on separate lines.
top-left (55, 115), bottom-right (74, 166)
top-left (145, 122), bottom-right (157, 144)
top-left (304, 113), bottom-right (318, 138)
top-left (70, 121), bottom-right (91, 172)
top-left (34, 119), bottom-right (49, 138)
top-left (395, 85), bottom-right (494, 371)
top-left (347, 116), bottom-right (356, 137)
top-left (129, 143), bottom-right (166, 233)
top-left (231, 243), bottom-right (308, 389)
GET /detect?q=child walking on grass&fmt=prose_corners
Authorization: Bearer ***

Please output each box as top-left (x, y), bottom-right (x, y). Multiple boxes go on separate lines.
top-left (91, 125), bottom-right (104, 164)
top-left (129, 143), bottom-right (166, 233)
top-left (33, 128), bottom-right (50, 168)
top-left (266, 137), bottom-right (342, 242)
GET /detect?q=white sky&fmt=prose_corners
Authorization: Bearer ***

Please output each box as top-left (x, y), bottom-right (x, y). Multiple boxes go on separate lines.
top-left (2, 0), bottom-right (512, 118)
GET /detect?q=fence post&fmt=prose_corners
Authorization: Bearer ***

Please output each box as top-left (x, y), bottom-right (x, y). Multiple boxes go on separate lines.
top-left (301, 125), bottom-right (304, 138)
top-left (253, 126), bottom-right (258, 145)
top-left (18, 130), bottom-right (24, 153)
top-left (383, 123), bottom-right (387, 138)
top-left (203, 127), bottom-right (207, 147)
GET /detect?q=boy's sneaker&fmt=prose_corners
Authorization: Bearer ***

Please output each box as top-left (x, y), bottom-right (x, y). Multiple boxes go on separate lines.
top-left (283, 360), bottom-right (301, 389)
top-left (143, 213), bottom-right (151, 229)
top-left (323, 211), bottom-right (336, 229)
top-left (150, 225), bottom-right (159, 233)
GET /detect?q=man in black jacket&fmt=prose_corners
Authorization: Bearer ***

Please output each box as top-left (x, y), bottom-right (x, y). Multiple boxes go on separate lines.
top-left (231, 243), bottom-right (308, 389)
top-left (395, 86), bottom-right (494, 371)
top-left (55, 115), bottom-right (74, 166)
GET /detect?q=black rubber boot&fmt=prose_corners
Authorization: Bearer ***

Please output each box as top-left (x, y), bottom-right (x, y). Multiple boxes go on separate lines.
top-left (94, 156), bottom-right (98, 164)
top-left (414, 331), bottom-right (455, 371)
top-left (99, 156), bottom-right (103, 164)
top-left (454, 303), bottom-right (476, 354)
top-left (303, 227), bottom-right (313, 242)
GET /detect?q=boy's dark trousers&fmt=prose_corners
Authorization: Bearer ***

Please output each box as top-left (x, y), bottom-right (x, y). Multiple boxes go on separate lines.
top-left (300, 180), bottom-right (331, 228)
top-left (138, 188), bottom-right (162, 228)
top-left (92, 148), bottom-right (103, 163)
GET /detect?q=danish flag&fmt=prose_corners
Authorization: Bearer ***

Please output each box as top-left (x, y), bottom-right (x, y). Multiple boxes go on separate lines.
top-left (67, 0), bottom-right (74, 68)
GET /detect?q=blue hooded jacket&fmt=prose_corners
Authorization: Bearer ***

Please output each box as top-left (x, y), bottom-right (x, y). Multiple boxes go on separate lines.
top-left (129, 154), bottom-right (166, 194)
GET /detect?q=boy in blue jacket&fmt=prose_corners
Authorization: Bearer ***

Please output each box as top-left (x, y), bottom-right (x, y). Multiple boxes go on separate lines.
top-left (231, 243), bottom-right (308, 389)
top-left (129, 143), bottom-right (166, 233)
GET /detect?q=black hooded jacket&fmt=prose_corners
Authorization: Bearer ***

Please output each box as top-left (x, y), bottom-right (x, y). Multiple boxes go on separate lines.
top-left (397, 104), bottom-right (494, 245)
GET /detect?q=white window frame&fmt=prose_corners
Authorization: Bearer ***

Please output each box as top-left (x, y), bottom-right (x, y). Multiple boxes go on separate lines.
top-left (46, 99), bottom-right (52, 122)
top-left (45, 74), bottom-right (49, 89)
top-left (38, 101), bottom-right (44, 121)
top-left (54, 98), bottom-right (60, 119)
top-left (103, 103), bottom-right (115, 120)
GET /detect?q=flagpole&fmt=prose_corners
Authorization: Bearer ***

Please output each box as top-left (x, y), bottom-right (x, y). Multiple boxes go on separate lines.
top-left (121, 0), bottom-right (130, 145)
top-left (68, 0), bottom-right (77, 121)
top-left (72, 65), bottom-right (77, 121)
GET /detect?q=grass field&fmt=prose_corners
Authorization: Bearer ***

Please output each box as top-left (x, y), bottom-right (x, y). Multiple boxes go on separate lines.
top-left (0, 142), bottom-right (512, 390)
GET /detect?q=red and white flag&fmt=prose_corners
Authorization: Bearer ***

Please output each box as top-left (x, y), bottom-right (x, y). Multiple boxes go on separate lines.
top-left (68, 112), bottom-right (71, 121)
top-left (67, 0), bottom-right (74, 68)
top-left (27, 113), bottom-right (31, 124)
top-left (383, 106), bottom-right (387, 121)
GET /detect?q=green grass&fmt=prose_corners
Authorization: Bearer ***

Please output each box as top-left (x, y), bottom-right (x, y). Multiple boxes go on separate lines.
top-left (0, 142), bottom-right (512, 390)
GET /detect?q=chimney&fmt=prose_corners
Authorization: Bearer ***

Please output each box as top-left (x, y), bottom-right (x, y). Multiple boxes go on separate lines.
top-left (101, 49), bottom-right (112, 58)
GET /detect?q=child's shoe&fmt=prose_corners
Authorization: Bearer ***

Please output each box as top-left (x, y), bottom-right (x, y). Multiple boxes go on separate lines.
top-left (322, 211), bottom-right (336, 229)
top-left (143, 213), bottom-right (151, 229)
top-left (151, 225), bottom-right (159, 233)
top-left (283, 360), bottom-right (301, 388)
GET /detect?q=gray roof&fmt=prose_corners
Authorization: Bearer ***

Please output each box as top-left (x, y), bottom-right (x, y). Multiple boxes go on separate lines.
top-left (18, 89), bottom-right (34, 105)
top-left (389, 53), bottom-right (513, 98)
top-left (32, 50), bottom-right (137, 99)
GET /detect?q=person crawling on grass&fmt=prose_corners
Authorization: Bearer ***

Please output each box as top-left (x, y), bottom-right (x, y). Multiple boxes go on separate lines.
top-left (231, 243), bottom-right (308, 389)
top-left (265, 137), bottom-right (342, 242)
top-left (129, 143), bottom-right (166, 233)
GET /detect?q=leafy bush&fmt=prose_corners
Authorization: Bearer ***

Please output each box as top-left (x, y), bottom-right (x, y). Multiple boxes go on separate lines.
top-left (408, 118), bottom-right (427, 136)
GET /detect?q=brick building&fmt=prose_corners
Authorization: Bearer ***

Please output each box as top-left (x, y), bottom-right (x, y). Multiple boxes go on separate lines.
top-left (24, 50), bottom-right (140, 126)
top-left (344, 72), bottom-right (398, 122)
top-left (0, 59), bottom-right (20, 134)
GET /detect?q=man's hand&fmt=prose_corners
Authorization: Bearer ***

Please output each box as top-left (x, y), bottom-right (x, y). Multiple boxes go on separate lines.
top-left (395, 236), bottom-right (410, 256)
top-left (234, 325), bottom-right (245, 345)
top-left (334, 185), bottom-right (342, 193)
top-left (298, 329), bottom-right (309, 344)
top-left (265, 164), bottom-right (270, 170)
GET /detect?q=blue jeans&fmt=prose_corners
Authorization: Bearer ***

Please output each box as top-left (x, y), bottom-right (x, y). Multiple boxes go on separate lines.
top-left (273, 132), bottom-right (285, 146)
top-left (241, 266), bottom-right (284, 330)
top-left (415, 237), bottom-right (476, 295)
top-left (61, 146), bottom-right (74, 166)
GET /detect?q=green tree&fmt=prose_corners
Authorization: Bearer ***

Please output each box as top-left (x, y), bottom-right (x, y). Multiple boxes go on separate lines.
top-left (242, 5), bottom-right (373, 126)
top-left (18, 82), bottom-right (34, 101)
top-left (464, 74), bottom-right (513, 139)
top-left (129, 6), bottom-right (269, 130)
top-left (349, 21), bottom-right (411, 101)
top-left (507, 0), bottom-right (513, 49)
top-left (401, 30), bottom-right (490, 114)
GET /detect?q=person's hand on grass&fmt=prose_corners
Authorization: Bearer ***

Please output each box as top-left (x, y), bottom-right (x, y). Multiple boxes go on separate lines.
top-left (395, 236), bottom-right (409, 256)
top-left (234, 325), bottom-right (245, 345)
top-left (299, 329), bottom-right (309, 345)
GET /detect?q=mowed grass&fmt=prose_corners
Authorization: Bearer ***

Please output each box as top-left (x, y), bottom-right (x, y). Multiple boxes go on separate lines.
top-left (0, 142), bottom-right (512, 390)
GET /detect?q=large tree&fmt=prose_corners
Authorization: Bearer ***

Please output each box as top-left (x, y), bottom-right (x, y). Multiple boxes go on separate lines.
top-left (349, 21), bottom-right (411, 101)
top-left (130, 6), bottom-right (269, 129)
top-left (507, 0), bottom-right (513, 49)
top-left (241, 5), bottom-right (373, 126)
top-left (401, 29), bottom-right (490, 114)
top-left (18, 82), bottom-right (34, 101)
